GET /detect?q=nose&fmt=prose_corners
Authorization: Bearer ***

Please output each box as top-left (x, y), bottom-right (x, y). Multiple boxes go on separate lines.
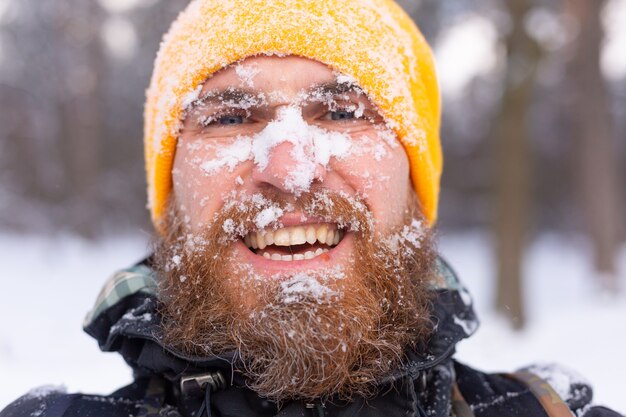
top-left (251, 140), bottom-right (327, 194)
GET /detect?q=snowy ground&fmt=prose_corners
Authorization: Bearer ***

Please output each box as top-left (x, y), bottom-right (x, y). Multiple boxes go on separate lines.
top-left (0, 231), bottom-right (624, 413)
top-left (441, 232), bottom-right (626, 414)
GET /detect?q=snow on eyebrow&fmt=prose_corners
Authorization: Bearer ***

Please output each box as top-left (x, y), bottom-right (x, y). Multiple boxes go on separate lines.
top-left (300, 77), bottom-right (366, 109)
top-left (187, 88), bottom-right (268, 116)
top-left (335, 73), bottom-right (357, 86)
top-left (354, 102), bottom-right (365, 118)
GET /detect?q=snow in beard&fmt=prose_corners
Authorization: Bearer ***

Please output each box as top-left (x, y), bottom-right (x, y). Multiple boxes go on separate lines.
top-left (279, 270), bottom-right (343, 305)
top-left (233, 262), bottom-right (348, 308)
top-left (301, 189), bottom-right (373, 234)
top-left (218, 192), bottom-right (290, 242)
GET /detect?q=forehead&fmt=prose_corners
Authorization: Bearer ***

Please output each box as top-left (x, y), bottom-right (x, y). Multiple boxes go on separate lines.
top-left (200, 55), bottom-right (342, 97)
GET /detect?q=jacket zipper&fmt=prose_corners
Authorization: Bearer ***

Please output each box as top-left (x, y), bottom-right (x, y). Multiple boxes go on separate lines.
top-left (305, 401), bottom-right (325, 417)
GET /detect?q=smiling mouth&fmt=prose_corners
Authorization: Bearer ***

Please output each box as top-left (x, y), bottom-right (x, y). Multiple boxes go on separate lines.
top-left (243, 224), bottom-right (345, 262)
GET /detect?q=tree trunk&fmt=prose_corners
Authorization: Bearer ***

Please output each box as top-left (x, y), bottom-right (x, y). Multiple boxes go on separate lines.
top-left (494, 0), bottom-right (542, 329)
top-left (59, 1), bottom-right (105, 237)
top-left (565, 0), bottom-right (623, 290)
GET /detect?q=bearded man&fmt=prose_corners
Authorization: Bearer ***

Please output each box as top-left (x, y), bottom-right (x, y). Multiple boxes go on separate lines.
top-left (1, 1), bottom-right (622, 417)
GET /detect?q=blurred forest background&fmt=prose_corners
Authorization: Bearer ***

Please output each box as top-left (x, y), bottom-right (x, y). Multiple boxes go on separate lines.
top-left (0, 0), bottom-right (624, 328)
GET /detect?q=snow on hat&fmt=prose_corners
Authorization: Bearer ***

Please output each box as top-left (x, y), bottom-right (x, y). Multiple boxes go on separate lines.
top-left (145, 0), bottom-right (442, 229)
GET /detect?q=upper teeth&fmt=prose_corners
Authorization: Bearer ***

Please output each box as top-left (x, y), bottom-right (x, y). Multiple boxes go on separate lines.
top-left (244, 224), bottom-right (343, 250)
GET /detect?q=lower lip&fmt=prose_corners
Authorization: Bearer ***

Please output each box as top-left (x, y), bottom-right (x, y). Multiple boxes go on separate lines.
top-left (233, 232), bottom-right (353, 275)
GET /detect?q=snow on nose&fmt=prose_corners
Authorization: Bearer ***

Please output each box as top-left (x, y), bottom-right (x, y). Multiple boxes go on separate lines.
top-left (251, 107), bottom-right (351, 195)
top-left (199, 106), bottom-right (352, 195)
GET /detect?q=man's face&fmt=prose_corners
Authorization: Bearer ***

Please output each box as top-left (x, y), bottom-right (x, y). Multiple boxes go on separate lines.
top-left (173, 56), bottom-right (412, 292)
top-left (158, 55), bottom-right (435, 402)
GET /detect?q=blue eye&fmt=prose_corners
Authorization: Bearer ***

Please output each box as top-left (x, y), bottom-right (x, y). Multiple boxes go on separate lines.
top-left (331, 110), bottom-right (355, 121)
top-left (219, 115), bottom-right (245, 125)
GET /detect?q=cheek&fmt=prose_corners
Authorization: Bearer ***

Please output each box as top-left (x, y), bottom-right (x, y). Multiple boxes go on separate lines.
top-left (365, 149), bottom-right (411, 229)
top-left (172, 140), bottom-right (245, 228)
top-left (334, 134), bottom-right (410, 229)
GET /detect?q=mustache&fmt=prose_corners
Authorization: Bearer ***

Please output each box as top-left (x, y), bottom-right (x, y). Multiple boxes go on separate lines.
top-left (186, 188), bottom-right (375, 244)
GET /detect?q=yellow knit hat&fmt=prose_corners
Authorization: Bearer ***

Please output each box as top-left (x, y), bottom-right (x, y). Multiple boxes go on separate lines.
top-left (145, 0), bottom-right (442, 228)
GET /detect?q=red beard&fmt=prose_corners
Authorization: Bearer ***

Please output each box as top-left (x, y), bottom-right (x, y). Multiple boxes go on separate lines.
top-left (154, 190), bottom-right (437, 402)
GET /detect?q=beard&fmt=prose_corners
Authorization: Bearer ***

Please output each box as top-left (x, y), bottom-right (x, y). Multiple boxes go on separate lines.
top-left (153, 189), bottom-right (438, 403)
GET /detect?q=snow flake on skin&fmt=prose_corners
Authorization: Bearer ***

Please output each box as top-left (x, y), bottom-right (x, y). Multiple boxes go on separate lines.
top-left (235, 63), bottom-right (261, 88)
top-left (200, 138), bottom-right (253, 174)
top-left (344, 133), bottom-right (390, 161)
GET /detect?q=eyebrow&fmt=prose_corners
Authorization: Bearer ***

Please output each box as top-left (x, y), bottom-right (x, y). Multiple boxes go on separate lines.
top-left (306, 81), bottom-right (364, 98)
top-left (194, 88), bottom-right (262, 106)
top-left (188, 80), bottom-right (365, 111)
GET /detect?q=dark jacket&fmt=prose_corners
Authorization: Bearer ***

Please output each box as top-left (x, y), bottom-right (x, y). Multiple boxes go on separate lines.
top-left (1, 258), bottom-right (622, 417)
